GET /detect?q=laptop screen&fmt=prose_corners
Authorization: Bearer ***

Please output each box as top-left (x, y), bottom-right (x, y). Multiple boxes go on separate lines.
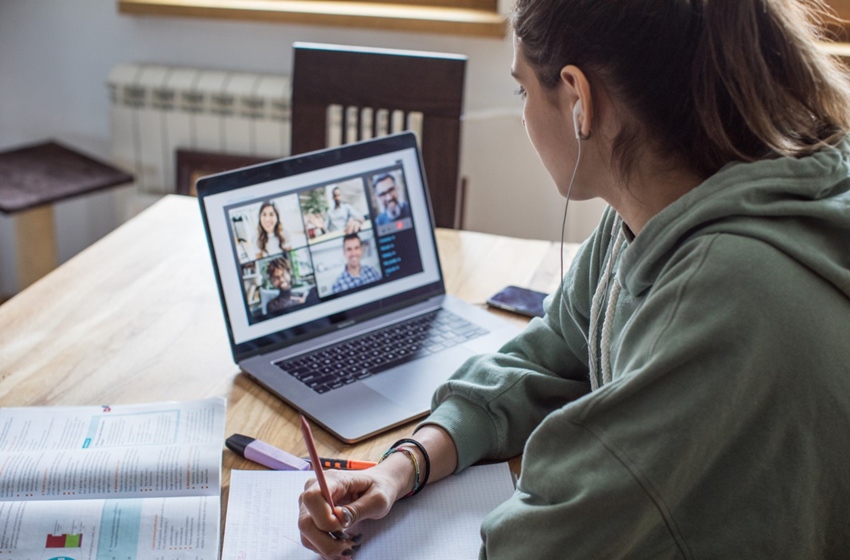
top-left (197, 133), bottom-right (444, 359)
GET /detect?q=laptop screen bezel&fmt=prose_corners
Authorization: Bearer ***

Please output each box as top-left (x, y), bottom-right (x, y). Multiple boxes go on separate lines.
top-left (196, 132), bottom-right (447, 362)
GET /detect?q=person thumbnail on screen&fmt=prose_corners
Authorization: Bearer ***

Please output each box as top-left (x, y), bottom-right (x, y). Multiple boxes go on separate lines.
top-left (327, 185), bottom-right (366, 234)
top-left (244, 249), bottom-right (317, 321)
top-left (257, 201), bottom-right (289, 258)
top-left (300, 179), bottom-right (372, 245)
top-left (308, 230), bottom-right (382, 298)
top-left (229, 196), bottom-right (307, 263)
top-left (371, 170), bottom-right (413, 236)
top-left (332, 233), bottom-right (382, 294)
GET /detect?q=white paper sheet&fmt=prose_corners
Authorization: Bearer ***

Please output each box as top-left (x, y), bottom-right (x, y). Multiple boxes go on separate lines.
top-left (222, 462), bottom-right (515, 560)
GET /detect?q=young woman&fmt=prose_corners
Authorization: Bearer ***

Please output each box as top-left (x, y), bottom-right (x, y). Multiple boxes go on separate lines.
top-left (255, 201), bottom-right (290, 258)
top-left (299, 1), bottom-right (850, 558)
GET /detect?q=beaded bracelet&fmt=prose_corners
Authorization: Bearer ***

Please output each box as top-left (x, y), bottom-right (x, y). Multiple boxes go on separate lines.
top-left (378, 446), bottom-right (420, 498)
top-left (390, 438), bottom-right (431, 495)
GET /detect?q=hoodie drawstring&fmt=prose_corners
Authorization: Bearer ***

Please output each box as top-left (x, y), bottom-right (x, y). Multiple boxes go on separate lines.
top-left (588, 218), bottom-right (624, 390)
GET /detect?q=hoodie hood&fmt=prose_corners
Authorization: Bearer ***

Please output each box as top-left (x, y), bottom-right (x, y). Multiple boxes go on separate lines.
top-left (620, 140), bottom-right (850, 300)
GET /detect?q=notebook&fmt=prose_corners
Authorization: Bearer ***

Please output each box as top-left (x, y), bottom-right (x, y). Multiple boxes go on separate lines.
top-left (221, 463), bottom-right (516, 560)
top-left (197, 132), bottom-right (520, 442)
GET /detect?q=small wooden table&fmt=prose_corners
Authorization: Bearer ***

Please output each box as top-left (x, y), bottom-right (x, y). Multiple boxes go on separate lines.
top-left (0, 140), bottom-right (133, 291)
top-left (0, 194), bottom-right (579, 532)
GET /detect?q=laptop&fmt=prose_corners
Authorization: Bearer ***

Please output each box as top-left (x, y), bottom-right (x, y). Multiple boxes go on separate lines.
top-left (197, 132), bottom-right (520, 442)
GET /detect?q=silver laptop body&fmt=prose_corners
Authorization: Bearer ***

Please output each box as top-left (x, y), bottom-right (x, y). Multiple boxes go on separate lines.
top-left (197, 133), bottom-right (519, 442)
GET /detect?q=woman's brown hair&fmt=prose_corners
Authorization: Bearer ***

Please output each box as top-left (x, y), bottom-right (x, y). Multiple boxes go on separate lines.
top-left (511, 0), bottom-right (850, 179)
top-left (257, 202), bottom-right (286, 255)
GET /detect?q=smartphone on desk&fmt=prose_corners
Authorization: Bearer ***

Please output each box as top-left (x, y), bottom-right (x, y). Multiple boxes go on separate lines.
top-left (486, 285), bottom-right (548, 318)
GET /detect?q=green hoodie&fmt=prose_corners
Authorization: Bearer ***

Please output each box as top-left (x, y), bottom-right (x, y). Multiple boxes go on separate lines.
top-left (426, 142), bottom-right (850, 559)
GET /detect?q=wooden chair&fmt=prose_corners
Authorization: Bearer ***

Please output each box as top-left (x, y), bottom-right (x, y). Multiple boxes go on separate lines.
top-left (291, 42), bottom-right (467, 229)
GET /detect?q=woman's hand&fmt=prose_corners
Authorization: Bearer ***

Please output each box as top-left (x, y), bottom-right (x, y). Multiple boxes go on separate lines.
top-left (298, 453), bottom-right (415, 559)
top-left (298, 425), bottom-right (458, 558)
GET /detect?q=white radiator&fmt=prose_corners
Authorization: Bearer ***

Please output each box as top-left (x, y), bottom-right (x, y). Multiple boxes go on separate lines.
top-left (107, 63), bottom-right (291, 194)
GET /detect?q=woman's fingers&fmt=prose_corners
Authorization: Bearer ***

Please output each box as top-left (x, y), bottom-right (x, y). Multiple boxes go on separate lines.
top-left (298, 508), bottom-right (360, 559)
top-left (299, 478), bottom-right (363, 558)
top-left (301, 477), bottom-right (342, 531)
top-left (299, 469), bottom-right (398, 557)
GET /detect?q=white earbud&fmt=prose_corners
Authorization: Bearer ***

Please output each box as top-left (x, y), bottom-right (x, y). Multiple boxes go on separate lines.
top-left (573, 100), bottom-right (583, 140)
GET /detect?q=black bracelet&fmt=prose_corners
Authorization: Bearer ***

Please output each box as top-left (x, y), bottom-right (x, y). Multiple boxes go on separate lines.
top-left (390, 438), bottom-right (430, 495)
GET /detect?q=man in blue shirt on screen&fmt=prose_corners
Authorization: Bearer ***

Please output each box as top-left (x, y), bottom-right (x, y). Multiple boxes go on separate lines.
top-left (331, 233), bottom-right (381, 293)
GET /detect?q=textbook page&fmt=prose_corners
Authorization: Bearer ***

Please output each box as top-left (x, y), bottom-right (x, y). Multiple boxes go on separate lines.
top-left (0, 495), bottom-right (219, 560)
top-left (0, 397), bottom-right (226, 501)
top-left (0, 398), bottom-right (225, 560)
top-left (222, 462), bottom-right (515, 560)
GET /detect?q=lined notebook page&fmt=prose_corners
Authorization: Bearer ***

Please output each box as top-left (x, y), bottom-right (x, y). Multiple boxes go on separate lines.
top-left (222, 463), bottom-right (515, 560)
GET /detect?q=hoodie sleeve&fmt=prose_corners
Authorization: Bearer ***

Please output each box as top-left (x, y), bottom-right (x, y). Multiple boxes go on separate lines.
top-left (477, 231), bottom-right (850, 559)
top-left (423, 208), bottom-right (622, 471)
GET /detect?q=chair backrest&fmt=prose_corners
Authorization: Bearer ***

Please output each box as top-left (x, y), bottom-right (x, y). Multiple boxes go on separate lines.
top-left (291, 42), bottom-right (467, 229)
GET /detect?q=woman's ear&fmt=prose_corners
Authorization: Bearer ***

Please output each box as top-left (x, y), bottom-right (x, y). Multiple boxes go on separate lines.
top-left (560, 65), bottom-right (592, 140)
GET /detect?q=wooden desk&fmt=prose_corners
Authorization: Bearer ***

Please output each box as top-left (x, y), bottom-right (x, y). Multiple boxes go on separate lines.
top-left (0, 194), bottom-right (579, 527)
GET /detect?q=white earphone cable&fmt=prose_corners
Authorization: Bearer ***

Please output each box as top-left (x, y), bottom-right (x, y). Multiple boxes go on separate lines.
top-left (559, 135), bottom-right (581, 283)
top-left (557, 105), bottom-right (623, 388)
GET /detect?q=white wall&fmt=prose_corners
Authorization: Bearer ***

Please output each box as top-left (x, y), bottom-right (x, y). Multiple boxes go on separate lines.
top-left (0, 0), bottom-right (605, 296)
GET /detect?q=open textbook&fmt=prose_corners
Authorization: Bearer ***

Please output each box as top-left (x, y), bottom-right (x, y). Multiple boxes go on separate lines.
top-left (222, 462), bottom-right (516, 560)
top-left (0, 397), bottom-right (226, 560)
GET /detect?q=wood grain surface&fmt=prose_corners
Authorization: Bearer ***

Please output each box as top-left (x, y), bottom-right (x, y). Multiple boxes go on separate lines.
top-left (0, 194), bottom-right (579, 529)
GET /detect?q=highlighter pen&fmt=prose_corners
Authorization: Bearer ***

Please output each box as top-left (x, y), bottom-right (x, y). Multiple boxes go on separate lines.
top-left (306, 457), bottom-right (378, 471)
top-left (225, 433), bottom-right (310, 471)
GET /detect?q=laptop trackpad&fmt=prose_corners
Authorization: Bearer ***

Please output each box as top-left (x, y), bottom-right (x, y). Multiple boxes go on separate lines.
top-left (363, 346), bottom-right (473, 413)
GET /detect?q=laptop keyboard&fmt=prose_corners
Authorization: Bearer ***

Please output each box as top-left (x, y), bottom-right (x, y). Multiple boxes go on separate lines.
top-left (274, 309), bottom-right (490, 394)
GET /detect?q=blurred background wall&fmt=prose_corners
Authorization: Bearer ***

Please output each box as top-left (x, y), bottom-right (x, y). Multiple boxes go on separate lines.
top-left (0, 0), bottom-right (606, 296)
